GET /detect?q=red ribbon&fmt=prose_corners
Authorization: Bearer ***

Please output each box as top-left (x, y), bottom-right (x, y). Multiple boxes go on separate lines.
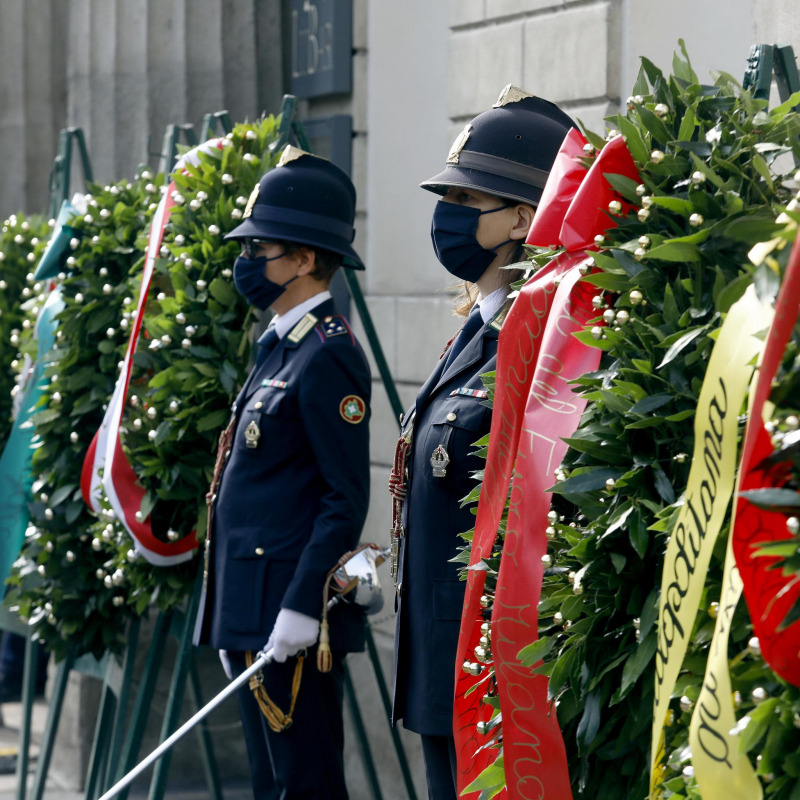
top-left (454, 134), bottom-right (640, 797)
top-left (734, 231), bottom-right (800, 685)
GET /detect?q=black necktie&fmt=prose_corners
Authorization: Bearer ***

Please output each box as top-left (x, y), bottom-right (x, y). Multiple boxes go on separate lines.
top-left (238, 326), bottom-right (280, 402)
top-left (255, 326), bottom-right (280, 368)
top-left (442, 305), bottom-right (484, 372)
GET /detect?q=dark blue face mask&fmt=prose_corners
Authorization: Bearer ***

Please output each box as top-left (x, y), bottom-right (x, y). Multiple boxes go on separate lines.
top-left (430, 200), bottom-right (512, 282)
top-left (232, 252), bottom-right (298, 310)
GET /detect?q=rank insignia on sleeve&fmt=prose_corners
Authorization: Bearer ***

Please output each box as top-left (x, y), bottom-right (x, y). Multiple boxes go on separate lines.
top-left (321, 315), bottom-right (349, 337)
top-left (339, 395), bottom-right (366, 424)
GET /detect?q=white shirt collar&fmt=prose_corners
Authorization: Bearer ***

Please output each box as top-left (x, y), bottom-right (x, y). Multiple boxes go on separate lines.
top-left (476, 286), bottom-right (509, 324)
top-left (269, 291), bottom-right (332, 340)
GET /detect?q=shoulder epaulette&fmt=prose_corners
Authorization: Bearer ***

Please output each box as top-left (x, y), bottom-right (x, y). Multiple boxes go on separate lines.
top-left (318, 314), bottom-right (351, 339)
top-left (489, 305), bottom-right (510, 332)
top-left (287, 312), bottom-right (319, 343)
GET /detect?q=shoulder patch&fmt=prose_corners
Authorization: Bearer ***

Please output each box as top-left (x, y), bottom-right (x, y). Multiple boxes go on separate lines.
top-left (287, 312), bottom-right (319, 343)
top-left (340, 395), bottom-right (366, 424)
top-left (319, 314), bottom-right (350, 338)
top-left (489, 305), bottom-right (510, 332)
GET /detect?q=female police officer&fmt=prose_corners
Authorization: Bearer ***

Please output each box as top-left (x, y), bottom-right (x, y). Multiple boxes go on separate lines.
top-left (391, 86), bottom-right (576, 798)
top-left (194, 146), bottom-right (370, 799)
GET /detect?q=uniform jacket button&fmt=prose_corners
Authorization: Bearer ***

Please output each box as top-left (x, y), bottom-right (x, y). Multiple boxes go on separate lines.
top-left (446, 412), bottom-right (457, 421)
top-left (255, 547), bottom-right (265, 556)
top-left (396, 581), bottom-right (403, 594)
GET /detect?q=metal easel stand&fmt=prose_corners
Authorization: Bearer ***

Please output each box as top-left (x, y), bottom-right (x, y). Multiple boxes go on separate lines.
top-left (743, 43), bottom-right (800, 165)
top-left (138, 569), bottom-right (222, 800)
top-left (21, 583), bottom-right (221, 800)
top-left (200, 111), bottom-right (234, 142)
top-left (47, 128), bottom-right (93, 220)
top-left (157, 124), bottom-right (199, 176)
top-left (21, 617), bottom-right (140, 800)
top-left (0, 606), bottom-right (42, 800)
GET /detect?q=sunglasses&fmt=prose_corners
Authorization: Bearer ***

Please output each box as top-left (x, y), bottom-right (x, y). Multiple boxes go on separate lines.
top-left (240, 238), bottom-right (278, 259)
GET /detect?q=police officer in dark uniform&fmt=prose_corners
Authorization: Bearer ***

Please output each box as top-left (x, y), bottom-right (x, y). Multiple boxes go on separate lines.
top-left (390, 86), bottom-right (577, 799)
top-left (194, 145), bottom-right (370, 800)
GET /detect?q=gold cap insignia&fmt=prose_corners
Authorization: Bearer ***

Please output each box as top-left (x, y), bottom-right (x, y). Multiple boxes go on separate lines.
top-left (277, 144), bottom-right (311, 168)
top-left (446, 123), bottom-right (473, 165)
top-left (493, 84), bottom-right (533, 108)
top-left (243, 182), bottom-right (261, 219)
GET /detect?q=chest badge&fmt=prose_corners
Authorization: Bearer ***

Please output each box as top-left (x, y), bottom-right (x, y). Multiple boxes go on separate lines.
top-left (430, 445), bottom-right (450, 478)
top-left (244, 420), bottom-right (261, 449)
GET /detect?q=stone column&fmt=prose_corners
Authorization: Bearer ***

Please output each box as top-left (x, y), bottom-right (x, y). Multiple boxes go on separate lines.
top-left (0, 0), bottom-right (68, 218)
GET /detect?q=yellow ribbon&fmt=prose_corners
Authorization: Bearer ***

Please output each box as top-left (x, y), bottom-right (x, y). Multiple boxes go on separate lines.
top-left (688, 535), bottom-right (763, 798)
top-left (650, 286), bottom-right (772, 794)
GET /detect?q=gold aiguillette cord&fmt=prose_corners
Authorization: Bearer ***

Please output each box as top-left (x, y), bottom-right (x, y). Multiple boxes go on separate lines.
top-left (244, 650), bottom-right (304, 733)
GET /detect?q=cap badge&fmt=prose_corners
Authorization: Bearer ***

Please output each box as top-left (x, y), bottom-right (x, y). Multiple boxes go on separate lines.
top-left (243, 182), bottom-right (261, 219)
top-left (277, 144), bottom-right (311, 168)
top-left (493, 84), bottom-right (533, 108)
top-left (446, 123), bottom-right (473, 165)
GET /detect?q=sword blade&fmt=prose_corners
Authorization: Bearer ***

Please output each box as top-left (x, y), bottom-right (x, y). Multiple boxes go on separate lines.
top-left (97, 648), bottom-right (274, 800)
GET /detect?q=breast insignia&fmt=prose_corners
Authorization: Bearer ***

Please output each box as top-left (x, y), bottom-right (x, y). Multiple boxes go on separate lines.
top-left (244, 420), bottom-right (261, 449)
top-left (430, 445), bottom-right (450, 478)
top-left (321, 315), bottom-right (349, 338)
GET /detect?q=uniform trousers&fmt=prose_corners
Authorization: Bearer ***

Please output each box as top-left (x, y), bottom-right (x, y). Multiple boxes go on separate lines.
top-left (419, 733), bottom-right (457, 800)
top-left (228, 649), bottom-right (348, 800)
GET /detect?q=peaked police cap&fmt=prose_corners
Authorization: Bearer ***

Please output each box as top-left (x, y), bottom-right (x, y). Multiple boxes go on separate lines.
top-left (226, 146), bottom-right (364, 269)
top-left (420, 85), bottom-right (577, 207)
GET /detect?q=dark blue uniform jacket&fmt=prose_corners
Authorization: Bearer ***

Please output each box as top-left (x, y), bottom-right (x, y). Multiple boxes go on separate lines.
top-left (194, 298), bottom-right (371, 654)
top-left (393, 310), bottom-right (504, 736)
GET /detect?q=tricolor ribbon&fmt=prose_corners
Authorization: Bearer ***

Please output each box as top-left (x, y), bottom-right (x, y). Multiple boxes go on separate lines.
top-left (454, 132), bottom-right (639, 798)
top-left (82, 139), bottom-right (226, 565)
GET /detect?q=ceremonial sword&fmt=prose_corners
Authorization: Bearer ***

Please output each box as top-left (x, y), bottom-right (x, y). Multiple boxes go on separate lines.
top-left (98, 545), bottom-right (389, 800)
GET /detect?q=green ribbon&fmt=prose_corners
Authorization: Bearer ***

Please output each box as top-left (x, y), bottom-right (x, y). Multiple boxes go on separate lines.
top-left (0, 287), bottom-right (64, 587)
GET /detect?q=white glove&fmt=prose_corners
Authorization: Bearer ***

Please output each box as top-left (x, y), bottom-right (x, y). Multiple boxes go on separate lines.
top-left (218, 649), bottom-right (233, 680)
top-left (265, 608), bottom-right (320, 663)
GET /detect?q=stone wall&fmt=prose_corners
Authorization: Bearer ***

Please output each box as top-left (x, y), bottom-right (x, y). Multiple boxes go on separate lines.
top-left (0, 0), bottom-right (283, 219)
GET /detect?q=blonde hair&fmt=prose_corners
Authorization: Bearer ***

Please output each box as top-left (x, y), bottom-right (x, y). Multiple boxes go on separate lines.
top-left (452, 241), bottom-right (527, 317)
